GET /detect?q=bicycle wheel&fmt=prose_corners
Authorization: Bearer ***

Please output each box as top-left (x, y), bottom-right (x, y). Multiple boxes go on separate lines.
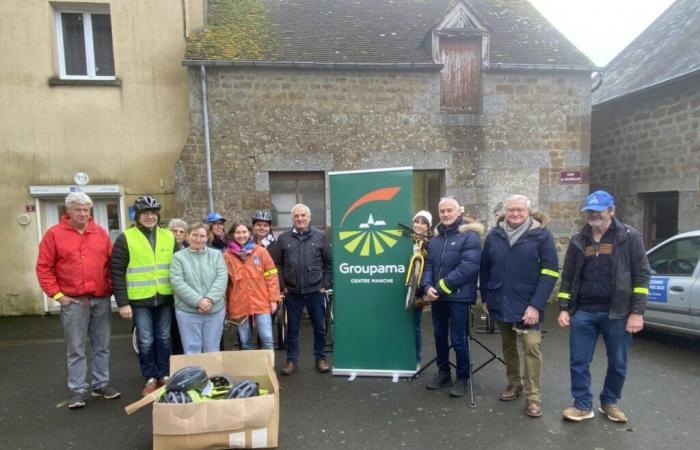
top-left (405, 260), bottom-right (422, 311)
top-left (132, 326), bottom-right (139, 354)
top-left (276, 300), bottom-right (287, 350)
top-left (324, 291), bottom-right (333, 348)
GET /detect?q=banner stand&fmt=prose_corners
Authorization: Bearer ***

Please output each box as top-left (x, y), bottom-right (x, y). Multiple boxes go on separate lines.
top-left (329, 167), bottom-right (416, 378)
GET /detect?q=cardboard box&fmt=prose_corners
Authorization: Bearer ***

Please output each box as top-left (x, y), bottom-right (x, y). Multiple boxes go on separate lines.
top-left (126, 350), bottom-right (279, 449)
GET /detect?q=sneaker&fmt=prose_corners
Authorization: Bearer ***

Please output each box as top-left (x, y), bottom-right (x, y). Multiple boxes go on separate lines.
top-left (316, 359), bottom-right (330, 373)
top-left (91, 386), bottom-right (121, 400)
top-left (426, 371), bottom-right (452, 390)
top-left (599, 404), bottom-right (628, 423)
top-left (142, 378), bottom-right (158, 396)
top-left (562, 406), bottom-right (595, 422)
top-left (158, 376), bottom-right (170, 388)
top-left (449, 378), bottom-right (469, 397)
top-left (68, 392), bottom-right (87, 409)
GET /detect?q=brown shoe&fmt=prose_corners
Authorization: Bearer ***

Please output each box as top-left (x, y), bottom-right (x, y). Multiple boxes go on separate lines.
top-left (141, 378), bottom-right (158, 396)
top-left (316, 359), bottom-right (330, 373)
top-left (599, 404), bottom-right (627, 423)
top-left (280, 361), bottom-right (296, 376)
top-left (499, 384), bottom-right (523, 401)
top-left (157, 376), bottom-right (170, 388)
top-left (526, 400), bottom-right (543, 418)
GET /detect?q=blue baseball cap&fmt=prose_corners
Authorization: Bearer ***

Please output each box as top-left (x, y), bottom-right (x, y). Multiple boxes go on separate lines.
top-left (204, 211), bottom-right (226, 224)
top-left (581, 191), bottom-right (615, 212)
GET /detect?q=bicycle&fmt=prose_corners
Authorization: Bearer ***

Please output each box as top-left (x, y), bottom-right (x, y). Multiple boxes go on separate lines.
top-left (324, 289), bottom-right (334, 349)
top-left (399, 223), bottom-right (431, 311)
top-left (275, 295), bottom-right (287, 350)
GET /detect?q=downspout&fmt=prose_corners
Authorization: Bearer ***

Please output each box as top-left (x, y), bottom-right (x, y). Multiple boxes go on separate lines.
top-left (200, 64), bottom-right (214, 212)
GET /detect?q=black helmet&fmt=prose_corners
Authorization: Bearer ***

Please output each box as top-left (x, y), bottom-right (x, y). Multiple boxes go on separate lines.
top-left (208, 374), bottom-right (237, 398)
top-left (166, 366), bottom-right (209, 392)
top-left (252, 210), bottom-right (272, 224)
top-left (226, 380), bottom-right (260, 399)
top-left (133, 196), bottom-right (161, 212)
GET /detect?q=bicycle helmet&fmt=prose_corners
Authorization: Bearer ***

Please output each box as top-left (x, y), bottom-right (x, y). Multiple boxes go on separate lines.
top-left (208, 373), bottom-right (237, 398)
top-left (166, 366), bottom-right (209, 392)
top-left (133, 196), bottom-right (161, 212)
top-left (252, 210), bottom-right (272, 224)
top-left (159, 389), bottom-right (207, 404)
top-left (204, 211), bottom-right (226, 224)
top-left (226, 380), bottom-right (260, 399)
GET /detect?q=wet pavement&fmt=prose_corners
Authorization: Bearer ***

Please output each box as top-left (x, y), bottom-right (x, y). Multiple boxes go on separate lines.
top-left (1, 304), bottom-right (699, 450)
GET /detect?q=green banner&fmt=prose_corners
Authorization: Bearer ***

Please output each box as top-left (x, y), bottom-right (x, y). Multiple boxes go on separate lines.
top-left (329, 167), bottom-right (415, 377)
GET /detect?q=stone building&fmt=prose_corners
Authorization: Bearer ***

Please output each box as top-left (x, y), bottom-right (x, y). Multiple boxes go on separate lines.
top-left (177, 0), bottom-right (595, 245)
top-left (591, 0), bottom-right (700, 247)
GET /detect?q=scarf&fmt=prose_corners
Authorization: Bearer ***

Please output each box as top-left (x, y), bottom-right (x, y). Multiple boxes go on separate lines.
top-left (228, 239), bottom-right (256, 261)
top-left (501, 215), bottom-right (533, 246)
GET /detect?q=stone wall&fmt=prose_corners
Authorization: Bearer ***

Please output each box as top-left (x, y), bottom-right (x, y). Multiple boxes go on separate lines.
top-left (176, 67), bottom-right (591, 245)
top-left (590, 75), bottom-right (700, 232)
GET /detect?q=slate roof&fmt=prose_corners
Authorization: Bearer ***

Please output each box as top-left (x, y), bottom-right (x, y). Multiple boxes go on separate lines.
top-left (593, 0), bottom-right (700, 104)
top-left (185, 0), bottom-right (593, 68)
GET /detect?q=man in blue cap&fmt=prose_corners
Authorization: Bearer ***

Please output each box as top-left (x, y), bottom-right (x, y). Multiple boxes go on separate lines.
top-left (557, 191), bottom-right (650, 423)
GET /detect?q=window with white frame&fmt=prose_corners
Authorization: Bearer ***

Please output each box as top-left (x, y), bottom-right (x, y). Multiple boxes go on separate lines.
top-left (54, 4), bottom-right (115, 79)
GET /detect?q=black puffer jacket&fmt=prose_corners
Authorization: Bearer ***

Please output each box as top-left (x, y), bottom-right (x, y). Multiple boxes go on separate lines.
top-left (272, 227), bottom-right (332, 295)
top-left (558, 217), bottom-right (650, 319)
top-left (111, 226), bottom-right (177, 308)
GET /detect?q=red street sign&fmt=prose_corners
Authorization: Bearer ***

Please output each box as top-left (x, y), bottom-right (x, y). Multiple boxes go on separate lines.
top-left (560, 170), bottom-right (582, 184)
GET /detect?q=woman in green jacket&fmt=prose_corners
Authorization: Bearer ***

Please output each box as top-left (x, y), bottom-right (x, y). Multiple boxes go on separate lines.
top-left (170, 223), bottom-right (228, 353)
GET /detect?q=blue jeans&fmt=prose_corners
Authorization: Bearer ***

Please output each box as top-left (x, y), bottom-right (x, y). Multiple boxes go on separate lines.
top-left (133, 304), bottom-right (172, 380)
top-left (414, 307), bottom-right (424, 364)
top-left (176, 308), bottom-right (225, 354)
top-left (59, 297), bottom-right (111, 394)
top-left (237, 313), bottom-right (274, 350)
top-left (569, 310), bottom-right (632, 410)
top-left (286, 291), bottom-right (326, 362)
top-left (431, 300), bottom-right (470, 379)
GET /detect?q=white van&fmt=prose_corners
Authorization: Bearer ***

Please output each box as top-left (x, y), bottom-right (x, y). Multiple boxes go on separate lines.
top-left (645, 230), bottom-right (700, 337)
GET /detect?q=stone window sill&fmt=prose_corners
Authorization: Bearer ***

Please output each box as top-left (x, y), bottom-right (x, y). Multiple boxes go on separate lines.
top-left (48, 77), bottom-right (122, 87)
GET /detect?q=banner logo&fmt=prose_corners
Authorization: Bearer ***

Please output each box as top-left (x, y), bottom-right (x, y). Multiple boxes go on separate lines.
top-left (338, 187), bottom-right (403, 257)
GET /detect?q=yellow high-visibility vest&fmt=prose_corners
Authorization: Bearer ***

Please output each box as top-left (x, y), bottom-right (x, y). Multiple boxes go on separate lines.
top-left (124, 227), bottom-right (174, 300)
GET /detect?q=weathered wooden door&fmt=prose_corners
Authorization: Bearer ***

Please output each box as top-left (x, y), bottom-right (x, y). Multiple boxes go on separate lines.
top-left (439, 35), bottom-right (482, 112)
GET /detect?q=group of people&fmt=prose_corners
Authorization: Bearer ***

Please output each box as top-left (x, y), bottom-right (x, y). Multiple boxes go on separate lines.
top-left (37, 188), bottom-right (649, 425)
top-left (36, 193), bottom-right (331, 409)
top-left (412, 191), bottom-right (649, 424)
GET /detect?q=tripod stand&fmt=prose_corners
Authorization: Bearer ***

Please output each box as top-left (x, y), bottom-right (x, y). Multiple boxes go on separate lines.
top-left (410, 305), bottom-right (505, 407)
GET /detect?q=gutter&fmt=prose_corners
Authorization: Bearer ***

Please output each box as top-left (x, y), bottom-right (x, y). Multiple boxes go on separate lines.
top-left (486, 62), bottom-right (598, 72)
top-left (183, 60), bottom-right (444, 72)
top-left (200, 65), bottom-right (214, 212)
top-left (593, 67), bottom-right (700, 107)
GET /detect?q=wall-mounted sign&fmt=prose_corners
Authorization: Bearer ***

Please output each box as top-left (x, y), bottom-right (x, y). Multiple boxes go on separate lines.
top-left (25, 204), bottom-right (35, 212)
top-left (560, 170), bottom-right (583, 184)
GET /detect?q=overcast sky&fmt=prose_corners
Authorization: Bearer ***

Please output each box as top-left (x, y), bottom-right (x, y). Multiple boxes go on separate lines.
top-left (528, 0), bottom-right (677, 67)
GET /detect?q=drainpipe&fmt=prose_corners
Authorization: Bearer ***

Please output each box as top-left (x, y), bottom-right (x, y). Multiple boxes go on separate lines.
top-left (200, 64), bottom-right (214, 212)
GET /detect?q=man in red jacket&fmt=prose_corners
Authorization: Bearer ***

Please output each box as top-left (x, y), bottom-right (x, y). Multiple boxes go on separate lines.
top-left (36, 192), bottom-right (120, 409)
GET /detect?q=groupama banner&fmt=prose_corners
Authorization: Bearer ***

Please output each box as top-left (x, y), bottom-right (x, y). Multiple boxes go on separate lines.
top-left (329, 167), bottom-right (415, 378)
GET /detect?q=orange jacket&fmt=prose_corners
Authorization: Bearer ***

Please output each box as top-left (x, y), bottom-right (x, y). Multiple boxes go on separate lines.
top-left (224, 245), bottom-right (281, 320)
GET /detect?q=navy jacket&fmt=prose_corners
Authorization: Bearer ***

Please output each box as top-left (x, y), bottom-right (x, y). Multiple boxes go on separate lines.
top-left (479, 212), bottom-right (559, 323)
top-left (421, 217), bottom-right (483, 303)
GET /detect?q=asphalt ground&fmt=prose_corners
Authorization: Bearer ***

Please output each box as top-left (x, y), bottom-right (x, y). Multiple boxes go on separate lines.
top-left (1, 304), bottom-right (699, 450)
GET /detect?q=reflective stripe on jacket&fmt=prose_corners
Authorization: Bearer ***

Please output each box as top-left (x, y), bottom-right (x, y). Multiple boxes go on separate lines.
top-left (124, 227), bottom-right (174, 300)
